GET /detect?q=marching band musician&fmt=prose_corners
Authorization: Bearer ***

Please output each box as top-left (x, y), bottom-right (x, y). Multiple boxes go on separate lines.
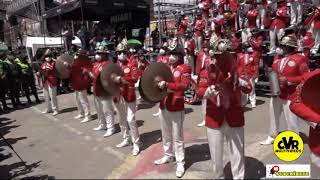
top-left (241, 3), bottom-right (258, 43)
top-left (137, 49), bottom-right (150, 77)
top-left (196, 49), bottom-right (216, 127)
top-left (154, 40), bottom-right (192, 178)
top-left (310, 6), bottom-right (320, 55)
top-left (237, 43), bottom-right (260, 108)
top-left (113, 42), bottom-right (141, 156)
top-left (260, 34), bottom-right (310, 145)
top-left (256, 0), bottom-right (268, 29)
top-left (289, 69), bottom-right (320, 173)
top-left (184, 32), bottom-right (196, 74)
top-left (268, 0), bottom-right (288, 54)
top-left (68, 49), bottom-right (93, 123)
top-left (194, 13), bottom-right (206, 54)
top-left (196, 49), bottom-right (252, 179)
top-left (85, 45), bottom-right (116, 137)
top-left (198, 0), bottom-right (213, 18)
top-left (40, 51), bottom-right (59, 116)
top-left (175, 13), bottom-right (189, 46)
top-left (196, 40), bottom-right (211, 75)
top-left (128, 47), bottom-right (138, 66)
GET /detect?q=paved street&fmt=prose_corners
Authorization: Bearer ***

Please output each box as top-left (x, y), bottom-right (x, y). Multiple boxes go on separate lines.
top-left (0, 89), bottom-right (319, 179)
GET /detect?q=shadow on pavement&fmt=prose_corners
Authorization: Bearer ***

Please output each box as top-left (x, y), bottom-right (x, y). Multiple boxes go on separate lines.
top-left (224, 156), bottom-right (266, 179)
top-left (137, 102), bottom-right (156, 110)
top-left (185, 143), bottom-right (211, 170)
top-left (185, 108), bottom-right (194, 114)
top-left (140, 130), bottom-right (162, 151)
top-left (59, 107), bottom-right (78, 114)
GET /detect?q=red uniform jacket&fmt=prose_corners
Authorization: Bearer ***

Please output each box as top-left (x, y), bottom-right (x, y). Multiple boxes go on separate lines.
top-left (92, 60), bottom-right (109, 97)
top-left (128, 54), bottom-right (138, 67)
top-left (270, 5), bottom-right (288, 30)
top-left (272, 53), bottom-right (309, 101)
top-left (290, 70), bottom-right (320, 156)
top-left (115, 61), bottom-right (139, 103)
top-left (175, 18), bottom-right (189, 35)
top-left (197, 71), bottom-right (252, 128)
top-left (41, 61), bottom-right (57, 87)
top-left (157, 55), bottom-right (169, 65)
top-left (246, 8), bottom-right (258, 29)
top-left (160, 64), bottom-right (192, 112)
top-left (184, 38), bottom-right (196, 56)
top-left (137, 59), bottom-right (150, 77)
top-left (249, 34), bottom-right (264, 52)
top-left (237, 51), bottom-right (260, 78)
top-left (199, 0), bottom-right (213, 17)
top-left (196, 68), bottom-right (210, 99)
top-left (196, 50), bottom-right (211, 75)
top-left (70, 56), bottom-right (93, 91)
top-left (194, 18), bottom-right (206, 37)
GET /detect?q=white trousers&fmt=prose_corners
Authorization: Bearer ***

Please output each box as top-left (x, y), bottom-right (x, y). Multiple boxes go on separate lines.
top-left (311, 22), bottom-right (320, 53)
top-left (290, 1), bottom-right (302, 25)
top-left (269, 97), bottom-right (299, 138)
top-left (311, 152), bottom-right (320, 168)
top-left (257, 5), bottom-right (266, 28)
top-left (159, 109), bottom-right (185, 164)
top-left (269, 28), bottom-right (285, 52)
top-left (94, 96), bottom-right (114, 129)
top-left (75, 90), bottom-right (90, 117)
top-left (114, 97), bottom-right (140, 144)
top-left (241, 28), bottom-right (252, 44)
top-left (207, 122), bottom-right (245, 179)
top-left (249, 78), bottom-right (256, 106)
top-left (43, 83), bottom-right (58, 111)
top-left (202, 99), bottom-right (207, 122)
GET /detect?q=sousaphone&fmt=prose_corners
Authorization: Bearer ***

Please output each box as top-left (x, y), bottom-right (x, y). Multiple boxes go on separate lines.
top-left (139, 62), bottom-right (173, 103)
top-left (55, 54), bottom-right (74, 79)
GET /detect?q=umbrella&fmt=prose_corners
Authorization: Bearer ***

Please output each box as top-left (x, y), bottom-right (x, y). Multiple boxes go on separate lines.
top-left (0, 42), bottom-right (8, 52)
top-left (127, 39), bottom-right (142, 46)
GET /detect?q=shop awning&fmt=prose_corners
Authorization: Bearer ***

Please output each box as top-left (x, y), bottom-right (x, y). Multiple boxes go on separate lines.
top-left (6, 0), bottom-right (38, 15)
top-left (42, 0), bottom-right (149, 21)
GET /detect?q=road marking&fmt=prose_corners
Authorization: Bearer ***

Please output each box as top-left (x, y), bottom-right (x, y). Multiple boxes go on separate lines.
top-left (103, 146), bottom-right (126, 161)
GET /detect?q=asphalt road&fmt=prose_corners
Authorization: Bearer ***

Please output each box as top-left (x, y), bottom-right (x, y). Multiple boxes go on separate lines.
top-left (0, 89), bottom-right (319, 179)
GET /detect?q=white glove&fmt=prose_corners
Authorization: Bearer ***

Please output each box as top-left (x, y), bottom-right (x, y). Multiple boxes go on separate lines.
top-left (158, 81), bottom-right (167, 90)
top-left (63, 62), bottom-right (70, 66)
top-left (203, 85), bottom-right (218, 98)
top-left (114, 76), bottom-right (122, 84)
top-left (239, 78), bottom-right (249, 87)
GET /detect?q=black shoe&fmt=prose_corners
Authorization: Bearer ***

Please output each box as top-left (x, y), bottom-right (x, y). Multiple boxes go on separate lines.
top-left (4, 106), bottom-right (13, 111)
top-left (36, 99), bottom-right (41, 103)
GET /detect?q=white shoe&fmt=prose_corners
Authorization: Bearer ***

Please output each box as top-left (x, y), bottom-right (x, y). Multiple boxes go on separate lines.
top-left (176, 163), bottom-right (185, 178)
top-left (197, 121), bottom-right (205, 127)
top-left (251, 104), bottom-right (256, 108)
top-left (116, 138), bottom-right (131, 148)
top-left (103, 128), bottom-right (116, 137)
top-left (132, 144), bottom-right (140, 156)
top-left (42, 109), bottom-right (52, 114)
top-left (74, 114), bottom-right (84, 119)
top-left (80, 116), bottom-right (92, 123)
top-left (154, 155), bottom-right (174, 165)
top-left (93, 125), bottom-right (107, 131)
top-left (260, 136), bottom-right (275, 145)
top-left (52, 111), bottom-right (59, 116)
top-left (153, 112), bottom-right (160, 117)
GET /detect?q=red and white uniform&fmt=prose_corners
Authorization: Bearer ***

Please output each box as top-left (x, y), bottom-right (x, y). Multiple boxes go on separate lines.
top-left (128, 54), bottom-right (138, 66)
top-left (70, 56), bottom-right (93, 118)
top-left (157, 54), bottom-right (169, 65)
top-left (267, 53), bottom-right (309, 139)
top-left (195, 18), bottom-right (206, 37)
top-left (159, 63), bottom-right (192, 166)
top-left (290, 69), bottom-right (320, 168)
top-left (114, 60), bottom-right (140, 146)
top-left (175, 18), bottom-right (189, 36)
top-left (199, 0), bottom-right (213, 18)
top-left (256, 0), bottom-right (268, 29)
top-left (41, 60), bottom-right (58, 112)
top-left (197, 61), bottom-right (251, 179)
top-left (237, 50), bottom-right (260, 107)
top-left (310, 6), bottom-right (320, 54)
top-left (241, 7), bottom-right (258, 43)
top-left (195, 49), bottom-right (211, 75)
top-left (137, 58), bottom-right (150, 77)
top-left (92, 60), bottom-right (115, 131)
top-left (269, 4), bottom-right (288, 53)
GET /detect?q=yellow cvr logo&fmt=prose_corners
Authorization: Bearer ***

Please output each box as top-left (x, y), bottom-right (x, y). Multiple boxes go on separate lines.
top-left (273, 131), bottom-right (304, 162)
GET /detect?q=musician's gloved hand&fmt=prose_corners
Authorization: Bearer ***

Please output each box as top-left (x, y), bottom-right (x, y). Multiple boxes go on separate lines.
top-left (158, 81), bottom-right (167, 90)
top-left (204, 85), bottom-right (218, 98)
top-left (239, 78), bottom-right (249, 87)
top-left (113, 76), bottom-right (122, 84)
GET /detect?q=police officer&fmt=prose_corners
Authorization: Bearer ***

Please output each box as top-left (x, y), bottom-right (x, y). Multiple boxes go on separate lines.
top-left (16, 56), bottom-right (41, 104)
top-left (0, 52), bottom-right (12, 111)
top-left (4, 51), bottom-right (23, 107)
